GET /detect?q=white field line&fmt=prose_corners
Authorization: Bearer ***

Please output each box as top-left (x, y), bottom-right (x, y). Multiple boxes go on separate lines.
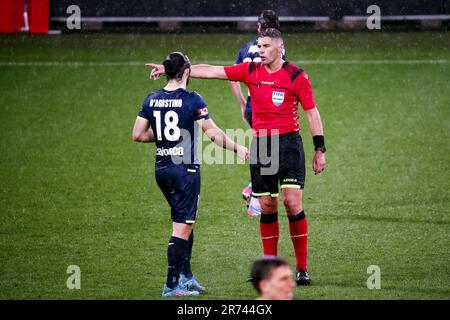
top-left (0, 59), bottom-right (449, 67)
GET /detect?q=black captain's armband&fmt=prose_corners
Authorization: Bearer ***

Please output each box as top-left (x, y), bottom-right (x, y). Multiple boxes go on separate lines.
top-left (313, 135), bottom-right (326, 153)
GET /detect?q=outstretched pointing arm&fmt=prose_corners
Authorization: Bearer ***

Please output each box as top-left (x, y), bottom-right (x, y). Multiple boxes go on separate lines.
top-left (191, 65), bottom-right (228, 79)
top-left (146, 63), bottom-right (228, 80)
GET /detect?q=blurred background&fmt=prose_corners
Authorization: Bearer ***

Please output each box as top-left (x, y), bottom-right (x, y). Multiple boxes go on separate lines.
top-left (1, 0), bottom-right (449, 34)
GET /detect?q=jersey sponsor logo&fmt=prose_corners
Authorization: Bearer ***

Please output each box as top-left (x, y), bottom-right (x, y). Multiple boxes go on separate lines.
top-left (149, 99), bottom-right (183, 108)
top-left (262, 81), bottom-right (274, 85)
top-left (248, 44), bottom-right (259, 54)
top-left (197, 107), bottom-right (209, 117)
top-left (156, 146), bottom-right (184, 156)
top-left (272, 91), bottom-right (285, 106)
top-left (243, 56), bottom-right (261, 63)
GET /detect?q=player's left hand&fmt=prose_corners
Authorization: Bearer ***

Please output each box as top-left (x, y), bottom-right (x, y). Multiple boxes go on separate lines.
top-left (145, 63), bottom-right (165, 80)
top-left (237, 145), bottom-right (249, 162)
top-left (313, 151), bottom-right (326, 175)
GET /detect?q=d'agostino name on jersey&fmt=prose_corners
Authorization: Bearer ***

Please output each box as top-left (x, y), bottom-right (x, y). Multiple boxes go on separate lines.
top-left (149, 99), bottom-right (183, 108)
top-left (138, 88), bottom-right (210, 167)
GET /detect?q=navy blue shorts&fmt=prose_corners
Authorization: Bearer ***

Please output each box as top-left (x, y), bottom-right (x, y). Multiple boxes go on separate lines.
top-left (155, 164), bottom-right (200, 224)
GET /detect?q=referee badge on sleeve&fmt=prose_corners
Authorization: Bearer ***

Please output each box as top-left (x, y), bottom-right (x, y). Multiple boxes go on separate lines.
top-left (272, 91), bottom-right (285, 106)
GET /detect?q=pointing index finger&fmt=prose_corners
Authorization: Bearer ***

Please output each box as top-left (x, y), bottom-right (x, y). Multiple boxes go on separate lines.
top-left (145, 63), bottom-right (159, 68)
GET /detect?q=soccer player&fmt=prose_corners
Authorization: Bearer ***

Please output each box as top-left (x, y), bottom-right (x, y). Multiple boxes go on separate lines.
top-left (133, 52), bottom-right (248, 297)
top-left (248, 256), bottom-right (296, 300)
top-left (147, 28), bottom-right (326, 286)
top-left (230, 10), bottom-right (286, 217)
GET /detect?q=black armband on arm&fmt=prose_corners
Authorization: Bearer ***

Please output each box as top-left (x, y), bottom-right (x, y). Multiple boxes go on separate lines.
top-left (313, 135), bottom-right (326, 152)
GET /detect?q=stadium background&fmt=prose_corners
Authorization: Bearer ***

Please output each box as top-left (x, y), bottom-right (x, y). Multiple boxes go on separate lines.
top-left (0, 0), bottom-right (449, 300)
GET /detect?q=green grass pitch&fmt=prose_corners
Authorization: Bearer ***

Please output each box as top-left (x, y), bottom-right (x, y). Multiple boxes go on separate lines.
top-left (0, 32), bottom-right (449, 299)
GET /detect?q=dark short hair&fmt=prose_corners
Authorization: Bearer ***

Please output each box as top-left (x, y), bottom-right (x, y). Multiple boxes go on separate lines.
top-left (258, 10), bottom-right (280, 31)
top-left (258, 28), bottom-right (282, 40)
top-left (163, 52), bottom-right (191, 80)
top-left (249, 256), bottom-right (290, 294)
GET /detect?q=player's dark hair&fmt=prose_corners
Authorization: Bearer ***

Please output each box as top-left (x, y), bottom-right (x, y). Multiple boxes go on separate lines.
top-left (248, 256), bottom-right (289, 294)
top-left (258, 10), bottom-right (280, 31)
top-left (163, 52), bottom-right (191, 81)
top-left (258, 28), bottom-right (282, 40)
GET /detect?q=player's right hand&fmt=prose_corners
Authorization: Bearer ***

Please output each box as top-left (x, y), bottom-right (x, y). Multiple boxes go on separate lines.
top-left (145, 63), bottom-right (165, 80)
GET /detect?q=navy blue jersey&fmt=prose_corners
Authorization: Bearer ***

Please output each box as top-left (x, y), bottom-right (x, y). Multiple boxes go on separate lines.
top-left (235, 38), bottom-right (286, 64)
top-left (138, 88), bottom-right (210, 167)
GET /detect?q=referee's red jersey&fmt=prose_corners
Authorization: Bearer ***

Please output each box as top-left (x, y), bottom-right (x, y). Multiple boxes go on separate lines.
top-left (224, 62), bottom-right (316, 137)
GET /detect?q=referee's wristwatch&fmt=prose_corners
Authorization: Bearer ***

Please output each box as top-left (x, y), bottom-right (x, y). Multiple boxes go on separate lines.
top-left (315, 146), bottom-right (326, 153)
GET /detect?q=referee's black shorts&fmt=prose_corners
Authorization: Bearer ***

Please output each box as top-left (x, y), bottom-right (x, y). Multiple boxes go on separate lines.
top-left (250, 131), bottom-right (305, 198)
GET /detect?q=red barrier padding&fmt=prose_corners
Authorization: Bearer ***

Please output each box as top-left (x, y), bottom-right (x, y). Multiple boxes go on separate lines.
top-left (0, 0), bottom-right (23, 33)
top-left (18, 0), bottom-right (25, 29)
top-left (29, 0), bottom-right (49, 34)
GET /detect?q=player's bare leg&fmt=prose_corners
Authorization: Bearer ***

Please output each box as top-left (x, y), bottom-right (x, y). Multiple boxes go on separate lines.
top-left (258, 195), bottom-right (279, 256)
top-left (282, 188), bottom-right (311, 285)
top-left (172, 221), bottom-right (194, 240)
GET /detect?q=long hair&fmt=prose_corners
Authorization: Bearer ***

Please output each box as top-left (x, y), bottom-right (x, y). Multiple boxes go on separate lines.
top-left (163, 52), bottom-right (191, 81)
